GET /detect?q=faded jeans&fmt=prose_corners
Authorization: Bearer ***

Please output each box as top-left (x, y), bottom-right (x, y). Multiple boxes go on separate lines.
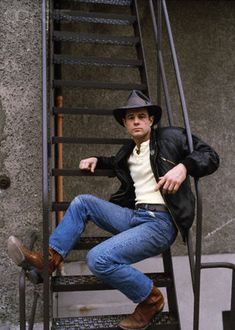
top-left (49, 194), bottom-right (177, 303)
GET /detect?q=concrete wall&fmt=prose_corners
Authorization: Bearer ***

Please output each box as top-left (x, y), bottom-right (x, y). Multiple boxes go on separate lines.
top-left (0, 0), bottom-right (43, 326)
top-left (0, 0), bottom-right (234, 326)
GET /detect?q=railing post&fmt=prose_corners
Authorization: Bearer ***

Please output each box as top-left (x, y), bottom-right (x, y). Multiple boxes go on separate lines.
top-left (156, 0), bottom-right (162, 107)
top-left (19, 270), bottom-right (26, 330)
top-left (230, 269), bottom-right (235, 328)
top-left (28, 291), bottom-right (40, 330)
top-left (193, 180), bottom-right (203, 330)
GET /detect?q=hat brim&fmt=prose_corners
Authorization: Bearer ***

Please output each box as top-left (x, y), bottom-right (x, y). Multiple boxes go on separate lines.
top-left (113, 104), bottom-right (162, 126)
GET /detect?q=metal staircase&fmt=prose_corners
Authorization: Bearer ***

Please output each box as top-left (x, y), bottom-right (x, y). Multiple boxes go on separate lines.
top-left (43, 0), bottom-right (181, 329)
top-left (17, 0), bottom-right (234, 329)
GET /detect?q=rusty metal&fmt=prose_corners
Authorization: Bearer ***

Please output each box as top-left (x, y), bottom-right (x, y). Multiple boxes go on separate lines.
top-left (55, 95), bottom-right (64, 224)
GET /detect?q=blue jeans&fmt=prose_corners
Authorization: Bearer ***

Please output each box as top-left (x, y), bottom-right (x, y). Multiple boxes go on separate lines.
top-left (49, 194), bottom-right (177, 303)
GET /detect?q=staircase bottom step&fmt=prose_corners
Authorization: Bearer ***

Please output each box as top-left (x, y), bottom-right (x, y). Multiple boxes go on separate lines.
top-left (52, 312), bottom-right (179, 329)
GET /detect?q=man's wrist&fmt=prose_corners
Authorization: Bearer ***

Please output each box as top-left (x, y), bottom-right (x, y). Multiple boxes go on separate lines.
top-left (178, 163), bottom-right (187, 175)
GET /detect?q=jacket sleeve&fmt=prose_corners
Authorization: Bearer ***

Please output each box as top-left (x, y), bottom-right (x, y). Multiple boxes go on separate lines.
top-left (96, 156), bottom-right (115, 170)
top-left (180, 132), bottom-right (220, 178)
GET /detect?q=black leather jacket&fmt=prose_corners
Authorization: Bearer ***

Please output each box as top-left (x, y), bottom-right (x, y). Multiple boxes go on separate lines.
top-left (97, 127), bottom-right (219, 240)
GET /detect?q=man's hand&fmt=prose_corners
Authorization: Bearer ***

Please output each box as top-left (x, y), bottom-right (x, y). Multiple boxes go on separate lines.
top-left (79, 157), bottom-right (98, 173)
top-left (155, 163), bottom-right (187, 194)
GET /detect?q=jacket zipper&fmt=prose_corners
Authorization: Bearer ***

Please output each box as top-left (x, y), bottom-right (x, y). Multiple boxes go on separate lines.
top-left (150, 149), bottom-right (182, 238)
top-left (160, 156), bottom-right (176, 166)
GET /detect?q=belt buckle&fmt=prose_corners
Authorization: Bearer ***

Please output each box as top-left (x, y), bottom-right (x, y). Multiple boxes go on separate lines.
top-left (148, 205), bottom-right (155, 211)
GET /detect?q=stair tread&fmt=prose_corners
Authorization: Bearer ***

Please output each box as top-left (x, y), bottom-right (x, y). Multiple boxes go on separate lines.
top-left (53, 31), bottom-right (139, 46)
top-left (52, 168), bottom-right (115, 177)
top-left (52, 313), bottom-right (179, 329)
top-left (54, 10), bottom-right (136, 25)
top-left (52, 272), bottom-right (172, 292)
top-left (53, 80), bottom-right (146, 90)
top-left (53, 54), bottom-right (142, 67)
top-left (52, 137), bottom-right (130, 144)
top-left (53, 107), bottom-right (114, 115)
top-left (65, 0), bottom-right (132, 6)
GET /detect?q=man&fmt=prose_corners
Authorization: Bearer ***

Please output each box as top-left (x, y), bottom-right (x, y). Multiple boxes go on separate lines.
top-left (8, 90), bottom-right (219, 330)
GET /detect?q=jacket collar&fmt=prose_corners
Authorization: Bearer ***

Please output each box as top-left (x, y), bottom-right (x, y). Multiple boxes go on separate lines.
top-left (115, 139), bottom-right (135, 164)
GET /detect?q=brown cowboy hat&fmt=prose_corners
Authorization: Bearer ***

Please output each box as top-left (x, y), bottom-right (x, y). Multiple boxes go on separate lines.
top-left (113, 90), bottom-right (162, 126)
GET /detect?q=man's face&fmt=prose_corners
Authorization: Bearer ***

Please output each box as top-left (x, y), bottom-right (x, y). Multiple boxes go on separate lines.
top-left (122, 108), bottom-right (154, 141)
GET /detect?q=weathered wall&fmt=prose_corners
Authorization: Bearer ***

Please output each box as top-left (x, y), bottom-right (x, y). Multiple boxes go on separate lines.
top-left (159, 0), bottom-right (235, 254)
top-left (0, 0), bottom-right (234, 326)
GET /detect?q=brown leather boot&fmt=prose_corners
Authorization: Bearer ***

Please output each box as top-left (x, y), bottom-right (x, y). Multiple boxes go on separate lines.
top-left (118, 286), bottom-right (164, 330)
top-left (7, 235), bottom-right (62, 275)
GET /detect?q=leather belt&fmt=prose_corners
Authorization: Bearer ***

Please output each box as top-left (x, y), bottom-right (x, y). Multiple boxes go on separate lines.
top-left (135, 203), bottom-right (168, 212)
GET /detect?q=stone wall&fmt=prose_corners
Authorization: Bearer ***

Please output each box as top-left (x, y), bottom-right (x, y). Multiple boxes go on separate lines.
top-left (0, 0), bottom-right (234, 326)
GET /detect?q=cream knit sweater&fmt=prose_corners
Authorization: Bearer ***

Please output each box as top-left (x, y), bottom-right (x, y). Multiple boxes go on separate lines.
top-left (128, 140), bottom-right (165, 205)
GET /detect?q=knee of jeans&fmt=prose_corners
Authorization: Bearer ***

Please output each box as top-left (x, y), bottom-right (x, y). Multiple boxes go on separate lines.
top-left (86, 247), bottom-right (111, 276)
top-left (72, 194), bottom-right (88, 206)
top-left (73, 194), bottom-right (94, 205)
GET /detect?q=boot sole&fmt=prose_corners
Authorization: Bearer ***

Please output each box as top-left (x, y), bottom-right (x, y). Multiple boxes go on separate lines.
top-left (7, 236), bottom-right (26, 266)
top-left (118, 304), bottom-right (164, 330)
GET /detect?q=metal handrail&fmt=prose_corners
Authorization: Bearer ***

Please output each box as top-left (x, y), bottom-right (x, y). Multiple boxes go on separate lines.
top-left (149, 0), bottom-right (174, 126)
top-left (151, 2), bottom-right (234, 330)
top-left (133, 0), bottom-right (150, 95)
top-left (150, 0), bottom-right (198, 280)
top-left (151, 1), bottom-right (203, 329)
top-left (161, 1), bottom-right (204, 329)
top-left (161, 0), bottom-right (193, 149)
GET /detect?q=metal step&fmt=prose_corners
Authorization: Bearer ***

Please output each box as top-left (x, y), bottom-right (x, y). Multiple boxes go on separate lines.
top-left (53, 54), bottom-right (142, 68)
top-left (52, 273), bottom-right (172, 292)
top-left (53, 107), bottom-right (114, 116)
top-left (52, 169), bottom-right (115, 177)
top-left (53, 31), bottom-right (139, 46)
top-left (52, 137), bottom-right (130, 144)
top-left (53, 80), bottom-right (146, 90)
top-left (52, 313), bottom-right (179, 329)
top-left (66, 0), bottom-right (132, 6)
top-left (53, 10), bottom-right (136, 25)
